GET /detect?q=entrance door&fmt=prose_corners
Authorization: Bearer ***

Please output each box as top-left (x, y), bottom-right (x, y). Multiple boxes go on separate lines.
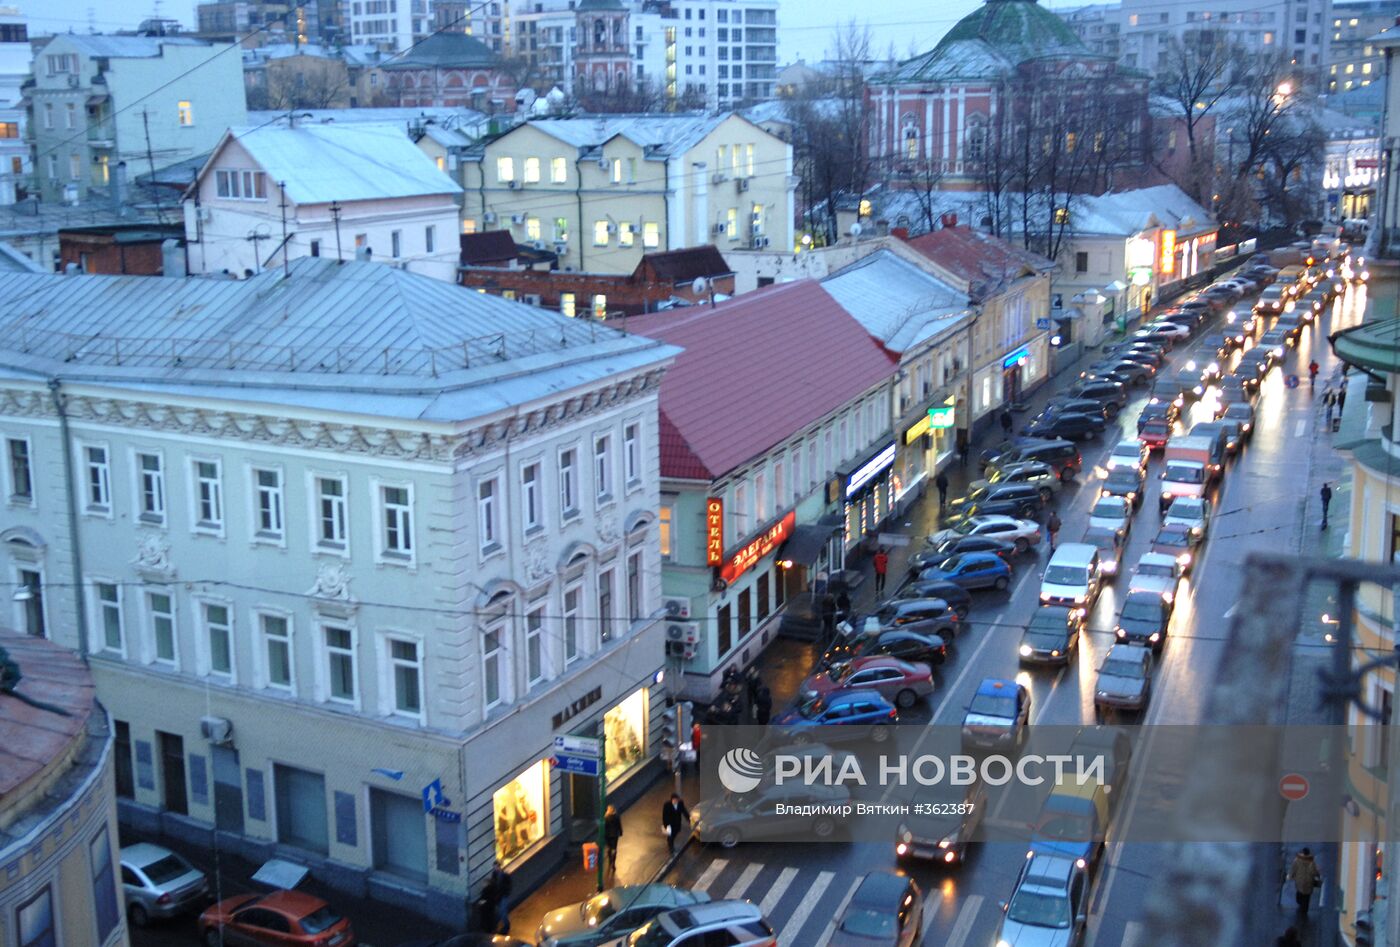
top-left (370, 788), bottom-right (427, 881)
top-left (211, 745), bottom-right (244, 833)
top-left (17, 569), bottom-right (43, 638)
top-left (569, 772), bottom-right (599, 823)
top-left (157, 731), bottom-right (187, 815)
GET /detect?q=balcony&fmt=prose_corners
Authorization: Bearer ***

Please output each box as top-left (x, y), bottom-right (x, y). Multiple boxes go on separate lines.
top-left (87, 119), bottom-right (115, 149)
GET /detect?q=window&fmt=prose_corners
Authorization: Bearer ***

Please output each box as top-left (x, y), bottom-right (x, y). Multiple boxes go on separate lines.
top-left (493, 761), bottom-right (546, 863)
top-left (478, 477), bottom-right (500, 551)
top-left (214, 169), bottom-right (267, 200)
top-left (643, 221), bottom-right (660, 248)
top-left (425, 225), bottom-right (435, 254)
top-left (563, 584), bottom-right (581, 664)
top-left (463, 218), bottom-right (478, 234)
top-left (64, 102), bottom-right (75, 129)
top-left (316, 476), bottom-right (347, 549)
top-left (261, 613), bottom-right (293, 689)
top-left (594, 219), bottom-right (611, 245)
top-left (84, 445), bottom-right (110, 512)
top-left (554, 216), bottom-right (570, 242)
top-left (523, 156), bottom-right (541, 183)
top-left (618, 221), bottom-right (635, 247)
top-left (17, 886), bottom-right (54, 947)
top-left (203, 602), bottom-right (233, 676)
top-left (483, 623), bottom-right (504, 709)
top-left (522, 462), bottom-right (542, 532)
top-left (274, 764), bottom-right (329, 854)
top-left (380, 484), bottom-right (413, 560)
top-left (526, 217), bottom-right (542, 241)
top-left (496, 156), bottom-right (515, 182)
top-left (1075, 251), bottom-right (1089, 274)
top-left (388, 638), bottom-right (422, 716)
top-left (560, 448), bottom-right (578, 516)
top-left (726, 207), bottom-right (738, 239)
top-left (42, 102), bottom-right (52, 130)
top-left (90, 828), bottom-right (120, 942)
top-left (599, 567), bottom-right (615, 643)
top-left (560, 292), bottom-right (577, 318)
top-left (68, 153), bottom-right (80, 181)
top-left (177, 100), bottom-right (193, 125)
top-left (755, 469), bottom-right (769, 522)
top-left (391, 230), bottom-right (402, 258)
top-left (593, 294), bottom-right (608, 319)
top-left (193, 459), bottom-right (223, 530)
top-left (254, 468), bottom-right (283, 538)
top-left (627, 549), bottom-right (643, 623)
top-left (6, 437), bottom-right (32, 502)
top-left (324, 624), bottom-right (355, 702)
top-left (659, 504), bottom-right (673, 559)
top-left (149, 591), bottom-right (176, 665)
top-left (96, 582), bottom-right (122, 653)
top-left (717, 603), bottom-right (732, 656)
top-left (774, 459), bottom-right (785, 510)
top-left (526, 606), bottom-right (545, 685)
top-left (623, 422), bottom-right (641, 485)
top-left (594, 434), bottom-right (613, 500)
top-left (550, 156), bottom-right (567, 182)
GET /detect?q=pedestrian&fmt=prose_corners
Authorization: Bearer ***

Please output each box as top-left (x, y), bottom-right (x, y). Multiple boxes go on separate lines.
top-left (1324, 391), bottom-right (1335, 429)
top-left (1308, 360), bottom-right (1319, 389)
top-left (958, 440), bottom-right (970, 469)
top-left (484, 859), bottom-right (512, 933)
top-left (820, 592), bottom-right (837, 639)
top-left (1046, 510), bottom-right (1062, 552)
top-left (1000, 408), bottom-right (1013, 435)
top-left (1338, 385), bottom-right (1348, 417)
top-left (1277, 926), bottom-right (1303, 947)
top-left (744, 664), bottom-right (761, 707)
top-left (835, 589), bottom-right (851, 625)
top-left (1320, 482), bottom-right (1333, 529)
top-left (1288, 848), bottom-right (1322, 917)
top-left (661, 793), bottom-right (691, 855)
top-left (935, 470), bottom-right (950, 508)
top-left (872, 547), bottom-right (889, 594)
top-left (603, 804), bottom-right (623, 872)
top-left (690, 721), bottom-right (702, 765)
top-left (754, 685), bottom-right (773, 725)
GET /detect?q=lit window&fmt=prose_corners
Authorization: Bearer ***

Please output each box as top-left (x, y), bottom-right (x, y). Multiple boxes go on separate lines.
top-left (177, 100), bottom-right (193, 125)
top-left (561, 292), bottom-right (577, 317)
top-left (594, 220), bottom-right (611, 245)
top-left (659, 504), bottom-right (673, 558)
top-left (496, 156), bottom-right (515, 182)
top-left (526, 217), bottom-right (542, 241)
top-left (550, 156), bottom-right (567, 182)
top-left (1364, 63), bottom-right (1372, 74)
top-left (593, 294), bottom-right (608, 319)
top-left (611, 157), bottom-right (623, 183)
top-left (463, 218), bottom-right (478, 234)
top-left (619, 221), bottom-right (635, 247)
top-left (643, 221), bottom-right (660, 248)
top-left (726, 207), bottom-right (738, 239)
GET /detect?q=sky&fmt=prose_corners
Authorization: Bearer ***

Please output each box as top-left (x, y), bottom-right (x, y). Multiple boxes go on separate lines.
top-left (19, 0), bottom-right (1082, 65)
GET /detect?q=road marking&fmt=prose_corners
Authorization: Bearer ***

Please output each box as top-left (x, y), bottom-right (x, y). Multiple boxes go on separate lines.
top-left (759, 867), bottom-right (798, 916)
top-left (1224, 603), bottom-right (1238, 618)
top-left (724, 862), bottom-right (764, 900)
top-left (693, 858), bottom-right (728, 893)
top-left (918, 888), bottom-right (945, 941)
top-left (1295, 419), bottom-right (1308, 438)
top-left (943, 894), bottom-right (985, 947)
top-left (777, 870), bottom-right (834, 947)
top-left (1121, 920), bottom-right (1145, 947)
top-left (812, 876), bottom-right (862, 947)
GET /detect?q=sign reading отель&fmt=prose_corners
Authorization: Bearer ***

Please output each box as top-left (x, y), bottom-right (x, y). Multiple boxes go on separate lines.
top-left (719, 511), bottom-right (797, 586)
top-left (705, 497), bottom-right (724, 566)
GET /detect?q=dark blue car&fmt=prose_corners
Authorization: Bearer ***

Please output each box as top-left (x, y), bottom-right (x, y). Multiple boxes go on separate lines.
top-left (772, 689), bottom-right (899, 743)
top-left (919, 552), bottom-right (1012, 592)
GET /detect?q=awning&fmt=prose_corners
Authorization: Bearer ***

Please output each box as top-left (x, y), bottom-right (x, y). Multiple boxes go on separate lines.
top-left (780, 523), bottom-right (840, 566)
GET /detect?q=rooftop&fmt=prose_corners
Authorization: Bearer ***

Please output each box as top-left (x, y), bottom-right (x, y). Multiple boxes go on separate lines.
top-left (1333, 317), bottom-right (1400, 373)
top-left (878, 0), bottom-right (1093, 83)
top-left (622, 280), bottom-right (896, 480)
top-left (639, 245), bottom-right (734, 284)
top-left (906, 227), bottom-right (1053, 302)
top-left (461, 229), bottom-right (521, 265)
top-left (513, 113), bottom-right (734, 157)
top-left (382, 30), bottom-right (499, 69)
top-left (0, 259), bottom-right (680, 423)
top-left (45, 33), bottom-right (211, 58)
top-left (204, 122), bottom-right (462, 205)
top-left (820, 250), bottom-right (970, 353)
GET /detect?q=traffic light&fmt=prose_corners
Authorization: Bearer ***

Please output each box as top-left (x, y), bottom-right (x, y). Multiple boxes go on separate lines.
top-left (660, 706), bottom-right (680, 767)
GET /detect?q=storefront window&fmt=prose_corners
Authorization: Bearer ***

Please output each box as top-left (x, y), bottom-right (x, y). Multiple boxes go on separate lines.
top-left (605, 689), bottom-right (648, 782)
top-left (494, 761), bottom-right (547, 864)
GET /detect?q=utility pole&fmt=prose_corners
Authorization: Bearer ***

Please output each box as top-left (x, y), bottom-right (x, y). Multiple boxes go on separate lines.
top-left (279, 180), bottom-right (290, 277)
top-left (247, 231), bottom-right (269, 274)
top-left (595, 727), bottom-right (607, 893)
top-left (330, 200), bottom-right (344, 262)
top-left (141, 109), bottom-right (165, 222)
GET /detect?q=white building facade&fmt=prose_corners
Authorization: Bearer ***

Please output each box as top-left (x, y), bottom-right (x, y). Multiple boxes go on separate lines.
top-left (0, 7), bottom-right (30, 204)
top-left (346, 0), bottom-right (435, 51)
top-left (631, 0), bottom-right (778, 108)
top-left (0, 259), bottom-right (678, 924)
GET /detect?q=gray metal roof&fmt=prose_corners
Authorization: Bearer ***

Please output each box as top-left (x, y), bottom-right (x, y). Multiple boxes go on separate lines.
top-left (0, 258), bottom-right (679, 423)
top-left (514, 113), bottom-right (732, 157)
top-left (51, 34), bottom-right (211, 58)
top-left (821, 251), bottom-right (971, 354)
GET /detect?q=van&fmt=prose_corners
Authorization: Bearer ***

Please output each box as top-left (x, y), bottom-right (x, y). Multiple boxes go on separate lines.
top-left (1159, 434), bottom-right (1219, 512)
top-left (1186, 423), bottom-right (1229, 468)
top-left (1039, 543), bottom-right (1102, 608)
top-left (1029, 778), bottom-right (1112, 870)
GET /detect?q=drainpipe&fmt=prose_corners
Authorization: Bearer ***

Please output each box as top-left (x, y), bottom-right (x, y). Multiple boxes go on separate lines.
top-left (575, 156), bottom-right (587, 271)
top-left (48, 378), bottom-right (89, 664)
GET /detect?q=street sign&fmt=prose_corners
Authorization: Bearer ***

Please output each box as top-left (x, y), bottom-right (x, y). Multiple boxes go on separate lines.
top-left (1036, 317), bottom-right (1052, 330)
top-left (554, 753), bottom-right (602, 777)
top-left (1285, 374), bottom-right (1301, 389)
top-left (554, 735), bottom-right (601, 759)
top-left (1279, 773), bottom-right (1310, 801)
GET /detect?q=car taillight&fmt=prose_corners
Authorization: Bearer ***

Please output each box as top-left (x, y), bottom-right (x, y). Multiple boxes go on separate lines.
top-left (889, 708), bottom-right (898, 718)
top-left (157, 893), bottom-right (172, 904)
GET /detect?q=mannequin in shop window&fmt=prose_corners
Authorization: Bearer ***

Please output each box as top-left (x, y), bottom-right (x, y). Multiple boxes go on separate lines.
top-left (606, 712), bottom-right (643, 778)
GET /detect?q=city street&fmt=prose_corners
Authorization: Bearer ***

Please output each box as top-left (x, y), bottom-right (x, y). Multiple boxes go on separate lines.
top-left (656, 275), bottom-right (1368, 947)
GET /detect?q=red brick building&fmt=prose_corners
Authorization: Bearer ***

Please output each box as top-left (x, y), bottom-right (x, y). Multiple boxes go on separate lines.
top-left (381, 32), bottom-right (515, 111)
top-left (58, 224), bottom-right (185, 276)
top-left (574, 0), bottom-right (631, 95)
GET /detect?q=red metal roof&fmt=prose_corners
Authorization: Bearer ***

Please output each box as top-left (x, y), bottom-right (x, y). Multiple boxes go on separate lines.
top-left (906, 227), bottom-right (1053, 302)
top-left (623, 280), bottom-right (898, 481)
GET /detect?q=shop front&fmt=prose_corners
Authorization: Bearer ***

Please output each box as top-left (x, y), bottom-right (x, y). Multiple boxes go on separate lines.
top-left (896, 395), bottom-right (956, 508)
top-left (1001, 345), bottom-right (1032, 406)
top-left (493, 760), bottom-right (549, 866)
top-left (838, 439), bottom-right (897, 551)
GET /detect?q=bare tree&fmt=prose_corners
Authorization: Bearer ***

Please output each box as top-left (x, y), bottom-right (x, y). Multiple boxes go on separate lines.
top-left (249, 64), bottom-right (352, 110)
top-left (1218, 53), bottom-right (1320, 227)
top-left (1153, 31), bottom-right (1241, 203)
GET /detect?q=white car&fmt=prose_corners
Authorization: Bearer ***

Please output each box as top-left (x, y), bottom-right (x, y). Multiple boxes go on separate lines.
top-left (1127, 552), bottom-right (1183, 605)
top-left (1163, 496), bottom-right (1212, 537)
top-left (1102, 440), bottom-right (1149, 476)
top-left (1146, 320), bottom-right (1192, 340)
top-left (1088, 496), bottom-right (1133, 539)
top-left (928, 515), bottom-right (1043, 553)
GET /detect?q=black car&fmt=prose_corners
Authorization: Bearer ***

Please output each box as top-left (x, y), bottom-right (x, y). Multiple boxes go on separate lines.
top-left (1170, 368), bottom-right (1206, 403)
top-left (1118, 348), bottom-right (1165, 370)
top-left (1018, 605), bottom-right (1085, 666)
top-left (1099, 464), bottom-right (1145, 508)
top-left (1047, 396), bottom-right (1111, 420)
top-left (915, 535), bottom-right (1017, 570)
top-left (1098, 360), bottom-right (1155, 386)
top-left (1024, 412), bottom-right (1103, 442)
top-left (1202, 333), bottom-right (1233, 361)
top-left (947, 483), bottom-right (1045, 520)
top-left (1132, 327), bottom-right (1177, 348)
top-left (397, 937), bottom-right (534, 947)
top-left (1138, 399), bottom-right (1178, 425)
top-left (1114, 590), bottom-right (1171, 651)
top-left (821, 624), bottom-right (949, 668)
top-left (873, 598), bottom-right (961, 633)
top-left (898, 579), bottom-right (973, 618)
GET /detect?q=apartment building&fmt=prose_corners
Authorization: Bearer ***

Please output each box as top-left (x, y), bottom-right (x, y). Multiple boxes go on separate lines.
top-left (469, 112), bottom-right (794, 276)
top-left (631, 0), bottom-right (778, 108)
top-left (0, 7), bottom-right (28, 204)
top-left (0, 259), bottom-right (679, 924)
top-left (25, 33), bottom-right (246, 205)
top-left (345, 0), bottom-right (435, 51)
top-left (1327, 0), bottom-right (1398, 92)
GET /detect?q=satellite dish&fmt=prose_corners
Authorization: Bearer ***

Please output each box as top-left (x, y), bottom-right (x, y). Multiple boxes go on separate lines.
top-left (850, 222), bottom-right (864, 237)
top-left (691, 276), bottom-right (708, 295)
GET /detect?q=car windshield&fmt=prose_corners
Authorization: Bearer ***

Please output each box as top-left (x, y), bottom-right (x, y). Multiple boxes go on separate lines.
top-left (1031, 610), bottom-right (1070, 631)
top-left (1121, 599), bottom-right (1161, 622)
top-left (797, 695), bottom-right (827, 718)
top-left (1112, 446), bottom-right (1139, 459)
top-left (1044, 565), bottom-right (1087, 585)
top-left (1138, 562), bottom-right (1173, 578)
top-left (583, 893), bottom-right (622, 924)
top-left (1091, 500), bottom-right (1123, 518)
top-left (141, 855), bottom-right (193, 885)
top-left (1165, 464), bottom-right (1205, 484)
top-left (952, 520), bottom-right (978, 536)
top-left (1106, 470), bottom-right (1138, 487)
top-left (1142, 421), bottom-right (1170, 435)
top-left (1007, 890), bottom-right (1071, 928)
top-left (840, 909), bottom-right (898, 937)
top-left (1156, 529), bottom-right (1190, 548)
top-left (969, 693), bottom-right (1015, 718)
top-left (300, 906), bottom-right (342, 935)
top-left (1102, 658), bottom-right (1144, 679)
top-left (1037, 812), bottom-right (1093, 841)
top-left (939, 555), bottom-right (966, 572)
top-left (629, 920), bottom-right (675, 947)
top-left (1083, 526), bottom-right (1119, 545)
top-left (1225, 406), bottom-right (1251, 420)
top-left (1169, 501), bottom-right (1203, 519)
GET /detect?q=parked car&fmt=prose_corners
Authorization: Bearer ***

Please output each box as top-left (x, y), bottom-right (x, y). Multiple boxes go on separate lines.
top-left (799, 656), bottom-right (935, 709)
top-left (1114, 589), bottom-right (1172, 650)
top-left (1094, 644), bottom-right (1154, 714)
top-left (772, 689), bottom-right (899, 743)
top-left (1024, 412), bottom-right (1103, 442)
top-left (969, 459), bottom-right (1063, 503)
top-left (537, 885), bottom-right (710, 947)
top-left (398, 936), bottom-right (533, 947)
top-left (910, 536), bottom-right (1016, 575)
top-left (821, 621), bottom-right (950, 669)
top-left (896, 580), bottom-right (972, 619)
top-left (827, 872), bottom-right (924, 947)
top-left (916, 551), bottom-right (1012, 592)
top-left (961, 677), bottom-right (1031, 752)
top-left (1046, 396), bottom-right (1112, 421)
top-left (616, 900), bottom-right (776, 946)
top-left (120, 843), bottom-right (209, 927)
top-left (984, 439), bottom-right (1082, 481)
top-left (994, 854), bottom-right (1089, 947)
top-left (198, 891), bottom-right (356, 947)
top-left (1019, 605), bottom-right (1086, 666)
top-left (928, 515), bottom-right (1042, 553)
top-left (946, 482), bottom-right (1045, 520)
top-left (1068, 379), bottom-right (1128, 408)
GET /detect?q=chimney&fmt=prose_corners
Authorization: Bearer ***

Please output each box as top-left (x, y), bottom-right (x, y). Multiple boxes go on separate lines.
top-left (890, 226), bottom-right (909, 240)
top-left (162, 239), bottom-right (186, 278)
top-left (940, 212), bottom-right (958, 229)
top-left (356, 245), bottom-right (373, 261)
top-left (63, 262), bottom-right (80, 274)
top-left (109, 161), bottom-right (128, 214)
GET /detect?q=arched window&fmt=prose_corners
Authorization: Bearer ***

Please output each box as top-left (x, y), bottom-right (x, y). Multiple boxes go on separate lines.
top-left (904, 125), bottom-right (920, 160)
top-left (965, 118), bottom-right (987, 162)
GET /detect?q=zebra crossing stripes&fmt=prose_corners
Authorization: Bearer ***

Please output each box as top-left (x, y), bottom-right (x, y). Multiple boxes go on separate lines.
top-left (917, 888), bottom-right (944, 941)
top-left (1120, 920), bottom-right (1144, 947)
top-left (692, 858), bottom-right (728, 893)
top-left (943, 894), bottom-right (985, 947)
top-left (723, 863), bottom-right (764, 900)
top-left (776, 871), bottom-right (835, 947)
top-left (758, 867), bottom-right (799, 916)
top-left (811, 877), bottom-right (862, 947)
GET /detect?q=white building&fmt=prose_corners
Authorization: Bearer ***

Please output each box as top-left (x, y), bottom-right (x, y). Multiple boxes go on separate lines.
top-left (0, 258), bottom-right (678, 923)
top-left (0, 6), bottom-right (30, 204)
top-left (185, 120), bottom-right (463, 281)
top-left (346, 0), bottom-right (435, 51)
top-left (631, 0), bottom-right (779, 108)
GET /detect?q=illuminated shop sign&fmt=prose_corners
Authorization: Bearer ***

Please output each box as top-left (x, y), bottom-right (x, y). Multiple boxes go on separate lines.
top-left (845, 443), bottom-right (897, 498)
top-left (1160, 229), bottom-right (1177, 275)
top-left (705, 497), bottom-right (724, 566)
top-left (1002, 346), bottom-right (1030, 370)
top-left (719, 510), bottom-right (796, 585)
top-left (929, 400), bottom-right (956, 429)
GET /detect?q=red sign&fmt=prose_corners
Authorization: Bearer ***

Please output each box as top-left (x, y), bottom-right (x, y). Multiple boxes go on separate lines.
top-left (1279, 773), bottom-right (1310, 802)
top-left (720, 511), bottom-right (797, 586)
top-left (705, 498), bottom-right (725, 566)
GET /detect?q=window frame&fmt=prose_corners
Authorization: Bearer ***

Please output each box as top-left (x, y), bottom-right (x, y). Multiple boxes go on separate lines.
top-left (251, 464), bottom-right (285, 544)
top-left (81, 441), bottom-right (112, 516)
top-left (382, 632), bottom-right (425, 721)
top-left (521, 460), bottom-right (544, 535)
top-left (146, 589), bottom-right (179, 667)
top-left (92, 578), bottom-right (124, 657)
top-left (478, 473), bottom-right (503, 556)
top-left (320, 621), bottom-right (358, 707)
top-left (177, 99), bottom-right (194, 126)
top-left (133, 449), bottom-right (166, 526)
top-left (189, 456), bottom-right (225, 536)
top-left (16, 885), bottom-right (54, 947)
top-left (496, 155), bottom-right (515, 183)
top-left (594, 432), bottom-right (613, 502)
top-left (550, 156), bottom-right (567, 183)
top-left (257, 608), bottom-right (295, 692)
top-left (523, 155), bottom-right (541, 183)
top-left (5, 434), bottom-right (33, 505)
top-left (563, 581), bottom-right (583, 665)
top-left (374, 479), bottom-right (415, 566)
top-left (623, 421), bottom-right (642, 489)
top-left (311, 472), bottom-right (350, 556)
top-left (559, 446), bottom-right (579, 519)
top-left (198, 597), bottom-right (236, 681)
top-left (482, 618), bottom-right (508, 712)
top-left (525, 603), bottom-right (546, 687)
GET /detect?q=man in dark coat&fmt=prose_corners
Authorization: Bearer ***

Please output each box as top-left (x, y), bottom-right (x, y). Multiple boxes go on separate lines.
top-left (661, 793), bottom-right (690, 854)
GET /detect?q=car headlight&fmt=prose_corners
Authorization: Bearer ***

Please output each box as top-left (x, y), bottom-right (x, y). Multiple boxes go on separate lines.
top-left (1050, 649), bottom-right (1061, 657)
top-left (1208, 362), bottom-right (1219, 374)
top-left (1039, 591), bottom-right (1051, 602)
top-left (1185, 359), bottom-right (1197, 371)
top-left (1149, 632), bottom-right (1161, 642)
top-left (896, 842), bottom-right (908, 856)
top-left (938, 834), bottom-right (955, 849)
top-left (1019, 644), bottom-right (1033, 657)
top-left (1177, 552), bottom-right (1193, 566)
top-left (1162, 491), bottom-right (1173, 500)
top-left (1193, 386), bottom-right (1204, 395)
top-left (1096, 691), bottom-right (1110, 700)
top-left (1115, 628), bottom-right (1125, 638)
top-left (1163, 591), bottom-right (1174, 603)
top-left (898, 824), bottom-right (912, 842)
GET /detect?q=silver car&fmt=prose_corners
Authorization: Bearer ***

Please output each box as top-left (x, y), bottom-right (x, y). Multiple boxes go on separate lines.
top-left (1127, 552), bottom-right (1183, 606)
top-left (120, 842), bottom-right (208, 926)
top-left (1162, 496), bottom-right (1212, 537)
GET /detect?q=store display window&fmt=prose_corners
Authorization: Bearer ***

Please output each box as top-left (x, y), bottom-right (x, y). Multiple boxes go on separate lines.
top-left (493, 761), bottom-right (547, 864)
top-left (605, 688), bottom-right (648, 782)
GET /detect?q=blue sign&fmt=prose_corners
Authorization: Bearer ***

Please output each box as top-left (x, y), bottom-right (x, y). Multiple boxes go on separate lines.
top-left (1002, 346), bottom-right (1030, 369)
top-left (554, 754), bottom-right (602, 777)
top-left (431, 806), bottom-right (463, 823)
top-left (422, 778), bottom-right (450, 813)
top-left (1036, 318), bottom-right (1051, 330)
top-left (1285, 374), bottom-right (1301, 389)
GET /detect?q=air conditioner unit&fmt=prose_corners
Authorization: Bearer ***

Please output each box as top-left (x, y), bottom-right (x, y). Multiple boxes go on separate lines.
top-left (663, 597), bottom-right (691, 619)
top-left (757, 236), bottom-right (770, 248)
top-left (508, 180), bottom-right (521, 189)
top-left (665, 621), bottom-right (700, 645)
top-left (681, 641), bottom-right (699, 660)
top-left (712, 223), bottom-right (726, 235)
top-left (597, 155), bottom-right (611, 171)
top-left (553, 241), bottom-right (567, 253)
top-left (606, 222), bottom-right (618, 235)
top-left (67, 74), bottom-right (80, 88)
top-left (751, 223), bottom-right (762, 235)
top-left (736, 178), bottom-right (749, 192)
top-left (511, 213), bottom-right (526, 225)
top-left (199, 715), bottom-right (234, 745)
top-left (483, 211), bottom-right (498, 223)
top-left (711, 171), bottom-right (727, 185)
top-left (530, 240), bottom-right (544, 250)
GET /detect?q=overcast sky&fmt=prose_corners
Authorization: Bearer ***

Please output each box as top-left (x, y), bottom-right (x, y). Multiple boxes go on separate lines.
top-left (19, 0), bottom-right (1083, 65)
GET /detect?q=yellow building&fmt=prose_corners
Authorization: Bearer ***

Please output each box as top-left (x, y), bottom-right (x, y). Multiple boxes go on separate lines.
top-left (469, 113), bottom-right (796, 276)
top-left (0, 629), bottom-right (125, 947)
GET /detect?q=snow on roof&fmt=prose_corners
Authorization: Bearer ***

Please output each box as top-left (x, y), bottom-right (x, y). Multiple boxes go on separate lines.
top-left (1071, 185), bottom-right (1215, 237)
top-left (0, 258), bottom-right (679, 423)
top-left (820, 251), bottom-right (970, 354)
top-left (517, 113), bottom-right (734, 156)
top-left (216, 122), bottom-right (461, 205)
top-left (52, 34), bottom-right (210, 58)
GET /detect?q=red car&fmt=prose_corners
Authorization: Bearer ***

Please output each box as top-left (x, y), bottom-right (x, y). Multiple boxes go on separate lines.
top-left (198, 890), bottom-right (355, 947)
top-left (1137, 419), bottom-right (1171, 450)
top-left (799, 655), bottom-right (935, 709)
